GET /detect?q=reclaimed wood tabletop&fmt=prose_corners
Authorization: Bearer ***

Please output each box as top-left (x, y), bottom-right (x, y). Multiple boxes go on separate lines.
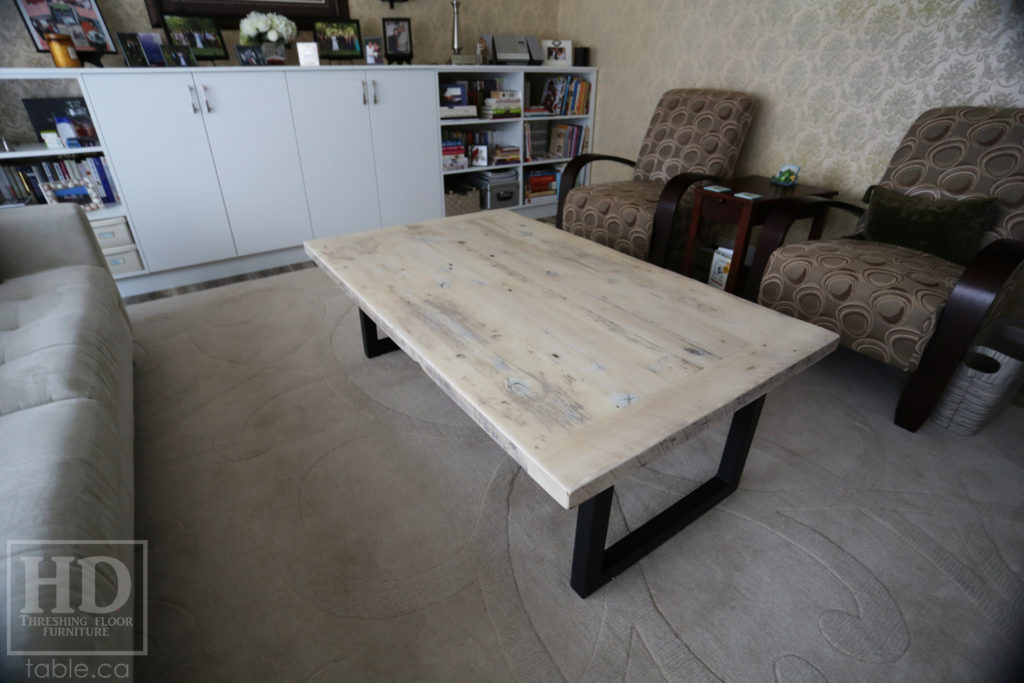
top-left (306, 210), bottom-right (838, 509)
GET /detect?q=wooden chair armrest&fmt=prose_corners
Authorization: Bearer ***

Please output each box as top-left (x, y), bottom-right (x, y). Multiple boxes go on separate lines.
top-left (747, 197), bottom-right (866, 299)
top-left (556, 154), bottom-right (636, 229)
top-left (895, 238), bottom-right (1024, 431)
top-left (648, 172), bottom-right (721, 268)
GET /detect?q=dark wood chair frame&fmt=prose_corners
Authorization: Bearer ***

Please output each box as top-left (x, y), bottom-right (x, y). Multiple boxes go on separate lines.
top-left (555, 153), bottom-right (719, 269)
top-left (747, 195), bottom-right (1024, 432)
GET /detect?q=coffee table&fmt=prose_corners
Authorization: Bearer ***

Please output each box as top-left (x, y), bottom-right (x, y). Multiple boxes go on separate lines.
top-left (305, 210), bottom-right (838, 597)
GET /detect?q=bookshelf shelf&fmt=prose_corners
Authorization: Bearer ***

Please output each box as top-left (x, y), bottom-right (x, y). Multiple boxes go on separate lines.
top-left (0, 143), bottom-right (107, 161)
top-left (437, 66), bottom-right (597, 217)
top-left (444, 164), bottom-right (520, 176)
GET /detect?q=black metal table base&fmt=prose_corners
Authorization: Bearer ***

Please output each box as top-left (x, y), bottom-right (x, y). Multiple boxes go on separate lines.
top-left (359, 309), bottom-right (399, 358)
top-left (570, 396), bottom-right (766, 598)
top-left (358, 307), bottom-right (765, 599)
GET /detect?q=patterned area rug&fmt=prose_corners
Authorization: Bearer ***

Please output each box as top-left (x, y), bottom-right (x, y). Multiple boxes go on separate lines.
top-left (129, 268), bottom-right (1024, 682)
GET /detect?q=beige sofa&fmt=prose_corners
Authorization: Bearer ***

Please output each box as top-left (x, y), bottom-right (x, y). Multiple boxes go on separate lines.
top-left (0, 204), bottom-right (134, 678)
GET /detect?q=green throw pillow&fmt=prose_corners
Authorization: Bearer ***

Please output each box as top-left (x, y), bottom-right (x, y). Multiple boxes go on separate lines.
top-left (862, 185), bottom-right (996, 265)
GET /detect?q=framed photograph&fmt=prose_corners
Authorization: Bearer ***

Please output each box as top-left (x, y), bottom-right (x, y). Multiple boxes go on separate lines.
top-left (296, 42), bottom-right (320, 66)
top-left (162, 14), bottom-right (228, 60)
top-left (364, 37), bottom-right (383, 65)
top-left (161, 45), bottom-right (197, 66)
top-left (382, 18), bottom-right (412, 63)
top-left (541, 39), bottom-right (572, 66)
top-left (143, 0), bottom-right (348, 29)
top-left (13, 0), bottom-right (117, 54)
top-left (234, 45), bottom-right (266, 66)
top-left (314, 20), bottom-right (362, 60)
top-left (117, 33), bottom-right (150, 67)
top-left (39, 180), bottom-right (104, 212)
top-left (137, 32), bottom-right (166, 66)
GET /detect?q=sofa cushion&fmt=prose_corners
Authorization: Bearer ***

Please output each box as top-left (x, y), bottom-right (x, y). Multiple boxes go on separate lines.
top-left (0, 399), bottom-right (134, 663)
top-left (0, 266), bottom-right (132, 417)
top-left (758, 238), bottom-right (964, 371)
top-left (562, 179), bottom-right (666, 260)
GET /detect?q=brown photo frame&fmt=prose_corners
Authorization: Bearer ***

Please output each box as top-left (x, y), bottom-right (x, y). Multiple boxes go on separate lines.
top-left (143, 0), bottom-right (349, 29)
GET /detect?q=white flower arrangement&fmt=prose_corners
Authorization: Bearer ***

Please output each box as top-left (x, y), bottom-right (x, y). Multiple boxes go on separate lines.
top-left (239, 11), bottom-right (297, 46)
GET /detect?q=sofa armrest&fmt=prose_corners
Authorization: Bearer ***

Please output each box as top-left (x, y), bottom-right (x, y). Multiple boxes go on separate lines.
top-left (0, 204), bottom-right (106, 280)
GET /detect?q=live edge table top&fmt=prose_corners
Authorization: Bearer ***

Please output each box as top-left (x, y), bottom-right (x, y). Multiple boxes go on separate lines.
top-left (305, 210), bottom-right (838, 510)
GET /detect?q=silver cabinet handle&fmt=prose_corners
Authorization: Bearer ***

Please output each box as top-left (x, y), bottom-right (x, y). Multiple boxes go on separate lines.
top-left (372, 80), bottom-right (379, 104)
top-left (186, 84), bottom-right (199, 114)
top-left (361, 80), bottom-right (368, 105)
top-left (201, 85), bottom-right (212, 113)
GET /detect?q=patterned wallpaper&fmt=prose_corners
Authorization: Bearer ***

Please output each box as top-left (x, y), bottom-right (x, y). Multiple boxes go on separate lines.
top-left (3, 0), bottom-right (1022, 228)
top-left (558, 0), bottom-right (1024, 233)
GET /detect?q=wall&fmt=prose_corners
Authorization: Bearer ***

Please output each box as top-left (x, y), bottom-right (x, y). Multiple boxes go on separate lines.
top-left (0, 0), bottom-right (556, 68)
top-left (557, 0), bottom-right (1024, 227)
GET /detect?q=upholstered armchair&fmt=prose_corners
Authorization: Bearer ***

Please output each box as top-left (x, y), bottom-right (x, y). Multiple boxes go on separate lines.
top-left (556, 89), bottom-right (755, 270)
top-left (752, 107), bottom-right (1024, 432)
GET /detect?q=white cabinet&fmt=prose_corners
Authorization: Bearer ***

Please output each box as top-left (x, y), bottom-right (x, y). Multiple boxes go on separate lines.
top-left (82, 72), bottom-right (237, 272)
top-left (84, 71), bottom-right (313, 269)
top-left (287, 69), bottom-right (442, 238)
top-left (286, 71), bottom-right (381, 239)
top-left (193, 72), bottom-right (312, 255)
top-left (365, 71), bottom-right (444, 227)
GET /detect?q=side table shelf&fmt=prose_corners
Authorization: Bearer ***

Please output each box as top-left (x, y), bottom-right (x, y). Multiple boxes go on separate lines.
top-left (682, 175), bottom-right (838, 295)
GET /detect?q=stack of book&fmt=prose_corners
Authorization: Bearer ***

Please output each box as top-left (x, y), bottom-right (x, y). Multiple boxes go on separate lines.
top-left (441, 138), bottom-right (468, 170)
top-left (491, 145), bottom-right (521, 165)
top-left (0, 155), bottom-right (118, 208)
top-left (537, 76), bottom-right (591, 115)
top-left (548, 123), bottom-right (589, 159)
top-left (524, 167), bottom-right (560, 203)
top-left (480, 91), bottom-right (522, 119)
top-left (523, 121), bottom-right (551, 161)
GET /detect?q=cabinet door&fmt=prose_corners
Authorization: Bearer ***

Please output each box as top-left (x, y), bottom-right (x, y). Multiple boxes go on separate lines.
top-left (193, 71), bottom-right (313, 255)
top-left (286, 71), bottom-right (382, 239)
top-left (365, 71), bottom-right (444, 227)
top-left (83, 72), bottom-right (236, 272)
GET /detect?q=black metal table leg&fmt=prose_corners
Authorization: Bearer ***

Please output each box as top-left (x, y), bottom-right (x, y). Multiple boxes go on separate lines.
top-left (359, 308), bottom-right (400, 359)
top-left (570, 395), bottom-right (766, 598)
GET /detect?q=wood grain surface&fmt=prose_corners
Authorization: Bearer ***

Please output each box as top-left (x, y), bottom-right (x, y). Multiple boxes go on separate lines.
top-left (306, 210), bottom-right (838, 508)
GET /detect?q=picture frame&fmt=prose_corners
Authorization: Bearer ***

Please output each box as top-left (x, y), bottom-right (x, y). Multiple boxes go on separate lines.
top-left (162, 14), bottom-right (228, 61)
top-left (382, 18), bottom-right (412, 63)
top-left (364, 37), bottom-right (383, 65)
top-left (234, 45), bottom-right (266, 66)
top-left (117, 33), bottom-right (150, 67)
top-left (13, 0), bottom-right (117, 55)
top-left (137, 32), bottom-right (166, 66)
top-left (161, 45), bottom-right (197, 67)
top-left (541, 39), bottom-right (572, 66)
top-left (39, 180), bottom-right (104, 212)
top-left (142, 0), bottom-right (349, 30)
top-left (314, 20), bottom-right (362, 60)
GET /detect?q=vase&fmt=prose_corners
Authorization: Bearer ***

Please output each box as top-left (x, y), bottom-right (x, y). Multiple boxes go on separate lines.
top-left (262, 42), bottom-right (286, 65)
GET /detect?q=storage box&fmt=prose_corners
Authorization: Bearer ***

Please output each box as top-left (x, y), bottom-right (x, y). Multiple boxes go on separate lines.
top-left (91, 217), bottom-right (133, 249)
top-left (444, 187), bottom-right (481, 216)
top-left (707, 247), bottom-right (733, 290)
top-left (102, 245), bottom-right (144, 276)
top-left (464, 178), bottom-right (519, 210)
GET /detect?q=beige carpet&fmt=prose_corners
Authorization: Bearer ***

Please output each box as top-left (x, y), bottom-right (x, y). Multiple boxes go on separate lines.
top-left (128, 267), bottom-right (1024, 682)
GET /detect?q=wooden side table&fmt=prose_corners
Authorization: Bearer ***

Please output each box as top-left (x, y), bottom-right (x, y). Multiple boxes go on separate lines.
top-left (682, 175), bottom-right (838, 295)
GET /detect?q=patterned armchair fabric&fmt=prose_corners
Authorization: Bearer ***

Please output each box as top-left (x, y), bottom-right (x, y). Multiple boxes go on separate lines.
top-left (561, 89), bottom-right (755, 267)
top-left (759, 107), bottom-right (1024, 373)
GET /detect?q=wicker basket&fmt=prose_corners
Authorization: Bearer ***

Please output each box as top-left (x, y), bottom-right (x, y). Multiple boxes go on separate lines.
top-left (444, 187), bottom-right (481, 216)
top-left (932, 319), bottom-right (1024, 435)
